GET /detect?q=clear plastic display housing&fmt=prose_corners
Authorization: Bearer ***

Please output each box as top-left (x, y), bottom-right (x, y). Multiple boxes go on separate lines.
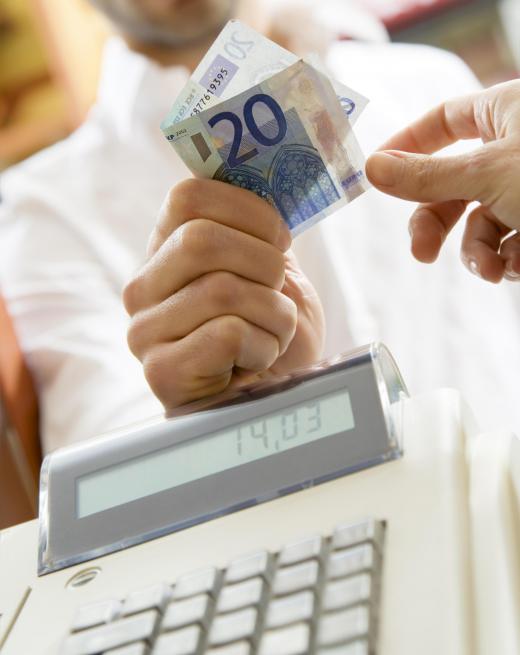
top-left (38, 342), bottom-right (408, 575)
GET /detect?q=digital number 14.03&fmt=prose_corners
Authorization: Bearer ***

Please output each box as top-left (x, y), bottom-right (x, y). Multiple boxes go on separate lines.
top-left (236, 403), bottom-right (322, 456)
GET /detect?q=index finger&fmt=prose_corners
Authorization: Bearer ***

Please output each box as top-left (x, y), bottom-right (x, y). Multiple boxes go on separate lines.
top-left (379, 90), bottom-right (484, 155)
top-left (148, 178), bottom-right (291, 258)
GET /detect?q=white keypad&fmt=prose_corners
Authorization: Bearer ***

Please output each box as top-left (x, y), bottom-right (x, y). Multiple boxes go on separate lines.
top-left (63, 518), bottom-right (385, 655)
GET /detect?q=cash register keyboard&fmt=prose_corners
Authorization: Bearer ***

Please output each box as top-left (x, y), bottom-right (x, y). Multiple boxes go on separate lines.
top-left (61, 518), bottom-right (385, 655)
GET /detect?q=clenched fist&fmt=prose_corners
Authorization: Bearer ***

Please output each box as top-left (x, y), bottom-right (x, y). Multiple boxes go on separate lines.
top-left (123, 179), bottom-right (325, 411)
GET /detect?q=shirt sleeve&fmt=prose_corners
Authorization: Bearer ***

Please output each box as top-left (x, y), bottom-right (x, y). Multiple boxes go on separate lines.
top-left (0, 183), bottom-right (163, 454)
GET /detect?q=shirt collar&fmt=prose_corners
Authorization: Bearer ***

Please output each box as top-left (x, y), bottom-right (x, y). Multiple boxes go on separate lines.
top-left (95, 37), bottom-right (190, 138)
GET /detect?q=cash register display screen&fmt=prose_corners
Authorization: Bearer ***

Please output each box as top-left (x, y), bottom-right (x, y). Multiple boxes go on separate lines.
top-left (76, 388), bottom-right (355, 519)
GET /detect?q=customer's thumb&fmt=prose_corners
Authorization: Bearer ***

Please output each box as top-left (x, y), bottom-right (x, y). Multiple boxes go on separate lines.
top-left (366, 149), bottom-right (491, 204)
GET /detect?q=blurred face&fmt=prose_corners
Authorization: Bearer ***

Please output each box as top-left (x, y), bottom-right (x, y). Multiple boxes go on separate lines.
top-left (90, 0), bottom-right (235, 47)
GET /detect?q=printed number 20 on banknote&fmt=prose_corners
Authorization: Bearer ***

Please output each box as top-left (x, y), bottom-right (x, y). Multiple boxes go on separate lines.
top-left (161, 21), bottom-right (370, 236)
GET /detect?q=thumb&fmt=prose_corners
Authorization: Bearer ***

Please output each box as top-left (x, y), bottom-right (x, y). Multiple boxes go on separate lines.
top-left (366, 148), bottom-right (493, 204)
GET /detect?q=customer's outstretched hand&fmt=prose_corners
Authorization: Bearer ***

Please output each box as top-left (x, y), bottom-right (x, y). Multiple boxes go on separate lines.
top-left (366, 80), bottom-right (520, 282)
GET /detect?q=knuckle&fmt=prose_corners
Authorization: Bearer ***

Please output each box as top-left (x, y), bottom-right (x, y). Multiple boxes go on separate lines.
top-left (142, 345), bottom-right (175, 403)
top-left (126, 317), bottom-right (142, 358)
top-left (122, 274), bottom-right (144, 315)
top-left (466, 147), bottom-right (492, 176)
top-left (496, 79), bottom-right (520, 108)
top-left (411, 156), bottom-right (438, 194)
top-left (214, 315), bottom-right (246, 359)
top-left (466, 148), bottom-right (505, 206)
top-left (271, 250), bottom-right (286, 290)
top-left (281, 295), bottom-right (298, 335)
top-left (257, 202), bottom-right (287, 243)
top-left (126, 309), bottom-right (154, 360)
top-left (167, 178), bottom-right (204, 217)
top-left (176, 218), bottom-right (213, 258)
top-left (203, 271), bottom-right (242, 311)
top-left (253, 333), bottom-right (279, 371)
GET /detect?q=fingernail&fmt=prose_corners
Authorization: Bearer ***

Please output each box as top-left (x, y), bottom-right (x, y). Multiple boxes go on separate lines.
top-left (504, 259), bottom-right (520, 281)
top-left (366, 151), bottom-right (406, 187)
top-left (468, 258), bottom-right (481, 278)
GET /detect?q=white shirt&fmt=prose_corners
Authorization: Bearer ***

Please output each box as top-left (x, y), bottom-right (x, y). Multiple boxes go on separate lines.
top-left (0, 37), bottom-right (518, 454)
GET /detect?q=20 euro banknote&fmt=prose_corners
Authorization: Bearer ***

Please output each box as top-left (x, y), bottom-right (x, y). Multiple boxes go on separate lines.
top-left (161, 21), bottom-right (370, 236)
top-left (162, 20), bottom-right (368, 128)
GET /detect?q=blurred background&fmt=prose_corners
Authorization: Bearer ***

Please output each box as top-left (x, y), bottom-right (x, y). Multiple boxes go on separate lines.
top-left (0, 0), bottom-right (519, 170)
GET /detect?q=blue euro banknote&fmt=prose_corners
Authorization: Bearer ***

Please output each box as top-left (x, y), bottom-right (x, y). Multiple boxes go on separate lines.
top-left (161, 24), bottom-right (369, 236)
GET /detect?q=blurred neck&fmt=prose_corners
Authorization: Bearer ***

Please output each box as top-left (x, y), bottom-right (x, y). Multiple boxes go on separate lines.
top-left (122, 33), bottom-right (217, 71)
top-left (121, 2), bottom-right (265, 71)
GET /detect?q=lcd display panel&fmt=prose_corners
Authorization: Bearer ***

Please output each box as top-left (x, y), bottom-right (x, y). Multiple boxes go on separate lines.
top-left (77, 388), bottom-right (355, 518)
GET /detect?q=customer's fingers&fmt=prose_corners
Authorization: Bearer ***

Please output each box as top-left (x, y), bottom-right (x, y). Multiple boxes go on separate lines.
top-left (408, 199), bottom-right (468, 263)
top-left (148, 178), bottom-right (291, 257)
top-left (499, 232), bottom-right (520, 281)
top-left (460, 205), bottom-right (509, 283)
top-left (366, 146), bottom-right (499, 205)
top-left (124, 219), bottom-right (286, 314)
top-left (377, 92), bottom-right (482, 155)
top-left (141, 316), bottom-right (280, 409)
top-left (127, 271), bottom-right (298, 360)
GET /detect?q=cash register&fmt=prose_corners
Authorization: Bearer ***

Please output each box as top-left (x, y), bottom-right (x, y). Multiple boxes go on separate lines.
top-left (0, 343), bottom-right (519, 655)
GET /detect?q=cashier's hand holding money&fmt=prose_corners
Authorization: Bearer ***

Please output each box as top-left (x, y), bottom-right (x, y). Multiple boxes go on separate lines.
top-left (124, 20), bottom-right (370, 410)
top-left (124, 179), bottom-right (325, 410)
top-left (367, 80), bottom-right (520, 283)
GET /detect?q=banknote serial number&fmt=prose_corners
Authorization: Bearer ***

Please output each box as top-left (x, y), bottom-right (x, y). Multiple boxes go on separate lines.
top-left (191, 68), bottom-right (229, 116)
